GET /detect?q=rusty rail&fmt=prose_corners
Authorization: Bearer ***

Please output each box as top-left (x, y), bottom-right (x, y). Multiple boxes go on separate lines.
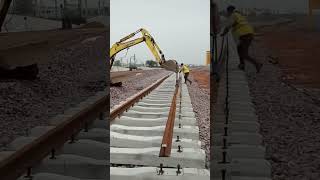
top-left (159, 82), bottom-right (180, 157)
top-left (0, 93), bottom-right (108, 180)
top-left (110, 75), bottom-right (169, 121)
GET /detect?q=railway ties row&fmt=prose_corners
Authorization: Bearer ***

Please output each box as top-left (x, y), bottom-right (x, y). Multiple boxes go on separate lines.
top-left (211, 34), bottom-right (272, 180)
top-left (0, 73), bottom-right (208, 180)
top-left (110, 74), bottom-right (210, 180)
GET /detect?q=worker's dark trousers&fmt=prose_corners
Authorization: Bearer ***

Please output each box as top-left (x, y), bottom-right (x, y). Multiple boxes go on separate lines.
top-left (184, 72), bottom-right (192, 84)
top-left (237, 34), bottom-right (259, 68)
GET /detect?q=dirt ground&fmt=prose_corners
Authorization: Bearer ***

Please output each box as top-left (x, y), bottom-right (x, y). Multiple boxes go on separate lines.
top-left (190, 67), bottom-right (210, 91)
top-left (0, 24), bottom-right (107, 68)
top-left (187, 66), bottom-right (211, 165)
top-left (256, 16), bottom-right (320, 90)
top-left (246, 15), bottom-right (320, 180)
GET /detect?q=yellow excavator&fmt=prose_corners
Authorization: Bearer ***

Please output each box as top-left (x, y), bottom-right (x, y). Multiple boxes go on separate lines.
top-left (110, 28), bottom-right (178, 76)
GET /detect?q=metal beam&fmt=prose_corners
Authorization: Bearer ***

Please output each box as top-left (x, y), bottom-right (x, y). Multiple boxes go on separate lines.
top-left (159, 83), bottom-right (180, 157)
top-left (0, 92), bottom-right (109, 180)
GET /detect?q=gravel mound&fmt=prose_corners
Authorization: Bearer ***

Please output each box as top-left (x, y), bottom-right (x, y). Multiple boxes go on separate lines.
top-left (110, 69), bottom-right (171, 108)
top-left (246, 42), bottom-right (320, 180)
top-left (0, 34), bottom-right (108, 150)
top-left (187, 73), bottom-right (210, 165)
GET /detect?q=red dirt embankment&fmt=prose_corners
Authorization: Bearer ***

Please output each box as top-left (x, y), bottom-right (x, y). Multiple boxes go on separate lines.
top-left (258, 20), bottom-right (320, 89)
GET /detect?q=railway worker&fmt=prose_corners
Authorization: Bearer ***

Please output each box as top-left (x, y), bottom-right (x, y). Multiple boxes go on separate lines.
top-left (179, 63), bottom-right (192, 85)
top-left (221, 5), bottom-right (263, 73)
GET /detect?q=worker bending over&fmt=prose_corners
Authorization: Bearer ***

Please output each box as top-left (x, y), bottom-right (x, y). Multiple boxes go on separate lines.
top-left (221, 5), bottom-right (263, 73)
top-left (179, 63), bottom-right (192, 85)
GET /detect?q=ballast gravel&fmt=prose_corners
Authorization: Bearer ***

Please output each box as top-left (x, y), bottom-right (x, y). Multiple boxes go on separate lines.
top-left (186, 71), bottom-right (210, 166)
top-left (110, 69), bottom-right (171, 109)
top-left (0, 35), bottom-right (108, 150)
top-left (246, 41), bottom-right (320, 180)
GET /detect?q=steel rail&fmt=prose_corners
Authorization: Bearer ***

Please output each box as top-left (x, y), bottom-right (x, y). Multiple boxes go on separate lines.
top-left (159, 82), bottom-right (180, 157)
top-left (110, 74), bottom-right (170, 121)
top-left (0, 73), bottom-right (169, 179)
top-left (0, 93), bottom-right (109, 180)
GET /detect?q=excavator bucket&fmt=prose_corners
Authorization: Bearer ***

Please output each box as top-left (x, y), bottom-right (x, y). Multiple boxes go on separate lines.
top-left (161, 60), bottom-right (179, 72)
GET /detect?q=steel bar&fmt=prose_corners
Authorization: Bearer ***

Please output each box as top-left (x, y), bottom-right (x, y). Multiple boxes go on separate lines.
top-left (159, 83), bottom-right (180, 157)
top-left (0, 93), bottom-right (108, 180)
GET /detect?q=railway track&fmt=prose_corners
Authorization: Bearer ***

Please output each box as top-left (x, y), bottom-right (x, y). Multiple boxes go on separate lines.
top-left (110, 70), bottom-right (144, 86)
top-left (110, 73), bottom-right (209, 179)
top-left (0, 73), bottom-right (209, 180)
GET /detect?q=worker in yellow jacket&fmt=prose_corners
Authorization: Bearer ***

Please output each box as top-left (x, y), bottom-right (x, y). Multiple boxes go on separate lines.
top-left (221, 5), bottom-right (263, 73)
top-left (179, 63), bottom-right (192, 85)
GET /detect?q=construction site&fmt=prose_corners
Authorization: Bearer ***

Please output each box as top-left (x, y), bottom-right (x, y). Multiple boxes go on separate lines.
top-left (0, 0), bottom-right (319, 179)
top-left (0, 0), bottom-right (111, 179)
top-left (210, 0), bottom-right (320, 180)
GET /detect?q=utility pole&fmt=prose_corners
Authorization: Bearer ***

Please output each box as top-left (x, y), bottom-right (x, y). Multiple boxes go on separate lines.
top-left (78, 0), bottom-right (82, 18)
top-left (98, 0), bottom-right (101, 15)
top-left (55, 0), bottom-right (58, 19)
top-left (64, 0), bottom-right (67, 10)
top-left (102, 0), bottom-right (104, 15)
top-left (36, 0), bottom-right (40, 17)
top-left (39, 0), bottom-right (42, 17)
top-left (0, 0), bottom-right (13, 32)
top-left (85, 0), bottom-right (87, 17)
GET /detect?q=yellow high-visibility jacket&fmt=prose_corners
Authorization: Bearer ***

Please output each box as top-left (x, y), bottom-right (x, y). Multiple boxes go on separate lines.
top-left (180, 65), bottom-right (190, 74)
top-left (228, 12), bottom-right (254, 38)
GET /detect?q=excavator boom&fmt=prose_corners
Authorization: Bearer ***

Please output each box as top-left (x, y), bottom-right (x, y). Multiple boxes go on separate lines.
top-left (110, 28), bottom-right (177, 72)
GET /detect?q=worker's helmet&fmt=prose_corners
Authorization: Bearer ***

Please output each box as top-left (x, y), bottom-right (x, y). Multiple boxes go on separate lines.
top-left (226, 5), bottom-right (236, 13)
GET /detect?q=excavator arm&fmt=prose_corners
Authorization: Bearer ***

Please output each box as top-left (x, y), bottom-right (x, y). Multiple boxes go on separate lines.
top-left (110, 36), bottom-right (146, 67)
top-left (110, 28), bottom-right (176, 72)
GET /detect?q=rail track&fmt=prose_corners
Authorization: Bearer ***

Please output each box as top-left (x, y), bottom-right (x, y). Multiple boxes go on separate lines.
top-left (0, 73), bottom-right (209, 180)
top-left (110, 73), bottom-right (209, 179)
top-left (110, 70), bottom-right (144, 86)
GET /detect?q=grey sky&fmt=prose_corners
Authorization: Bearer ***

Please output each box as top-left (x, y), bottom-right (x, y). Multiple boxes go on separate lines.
top-left (215, 0), bottom-right (309, 14)
top-left (110, 0), bottom-right (210, 65)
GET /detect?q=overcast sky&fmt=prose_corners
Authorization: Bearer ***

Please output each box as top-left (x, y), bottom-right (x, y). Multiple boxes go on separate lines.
top-left (110, 0), bottom-right (210, 65)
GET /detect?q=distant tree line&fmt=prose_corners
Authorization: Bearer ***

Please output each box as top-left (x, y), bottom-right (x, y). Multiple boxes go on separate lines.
top-left (145, 60), bottom-right (158, 67)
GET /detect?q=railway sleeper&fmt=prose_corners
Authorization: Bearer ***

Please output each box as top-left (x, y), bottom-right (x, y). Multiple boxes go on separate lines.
top-left (110, 147), bottom-right (206, 168)
top-left (112, 116), bottom-right (196, 127)
top-left (110, 131), bottom-right (201, 148)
